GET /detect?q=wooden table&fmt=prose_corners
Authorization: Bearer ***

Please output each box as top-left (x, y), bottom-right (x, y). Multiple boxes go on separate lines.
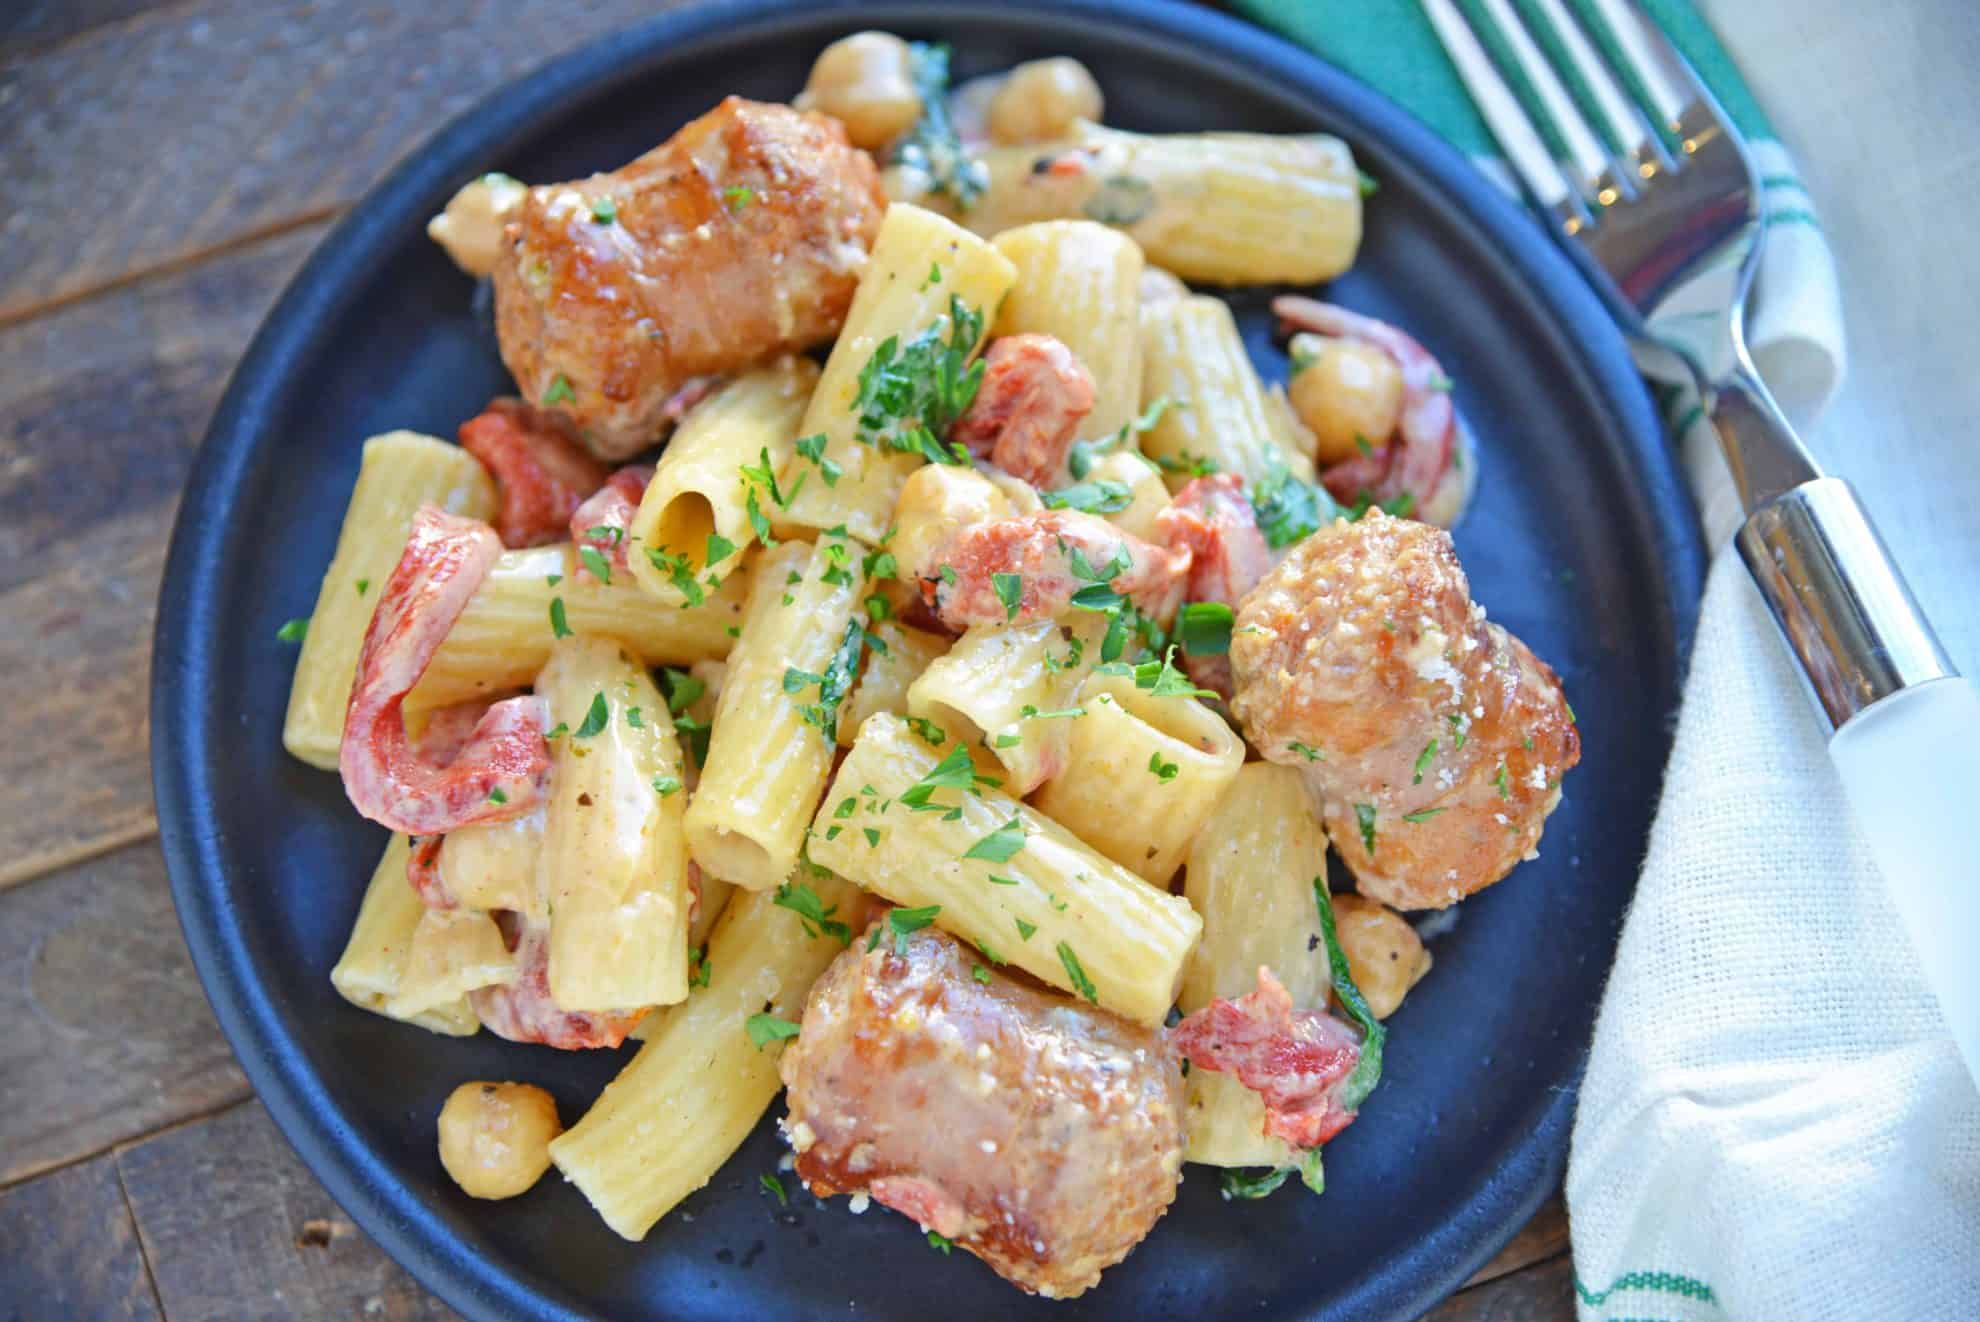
top-left (0, 4), bottom-right (1572, 1317)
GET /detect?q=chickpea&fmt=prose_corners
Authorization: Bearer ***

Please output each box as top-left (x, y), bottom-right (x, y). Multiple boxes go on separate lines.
top-left (437, 1081), bottom-right (562, 1199)
top-left (1287, 333), bottom-right (1406, 465)
top-left (1332, 895), bottom-right (1432, 1020)
top-left (986, 58), bottom-right (1104, 146)
top-left (795, 32), bottom-right (923, 151)
top-left (426, 172), bottom-right (527, 279)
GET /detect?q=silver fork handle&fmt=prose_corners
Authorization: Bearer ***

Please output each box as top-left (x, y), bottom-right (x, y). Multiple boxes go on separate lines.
top-left (1722, 393), bottom-right (1955, 728)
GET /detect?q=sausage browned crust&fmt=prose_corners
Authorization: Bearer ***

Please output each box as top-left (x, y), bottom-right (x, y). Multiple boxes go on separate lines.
top-left (492, 97), bottom-right (885, 459)
top-left (779, 923), bottom-right (1185, 1299)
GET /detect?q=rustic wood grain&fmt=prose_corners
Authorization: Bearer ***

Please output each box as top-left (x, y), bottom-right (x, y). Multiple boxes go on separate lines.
top-left (0, 0), bottom-right (702, 323)
top-left (0, 222), bottom-right (324, 887)
top-left (0, 1151), bottom-right (163, 1322)
top-left (118, 1101), bottom-right (462, 1322)
top-left (1464, 1194), bottom-right (1570, 1289)
top-left (1429, 1251), bottom-right (1576, 1321)
top-left (0, 841), bottom-right (249, 1186)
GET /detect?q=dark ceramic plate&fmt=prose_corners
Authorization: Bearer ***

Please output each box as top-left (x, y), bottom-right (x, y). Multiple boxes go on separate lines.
top-left (152, 2), bottom-right (1703, 1317)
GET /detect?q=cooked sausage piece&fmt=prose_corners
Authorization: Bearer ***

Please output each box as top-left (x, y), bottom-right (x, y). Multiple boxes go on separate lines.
top-left (492, 97), bottom-right (886, 459)
top-left (920, 508), bottom-right (1190, 630)
top-left (457, 399), bottom-right (610, 548)
top-left (1228, 511), bottom-right (1579, 909)
top-left (779, 924), bottom-right (1185, 1299)
top-left (948, 334), bottom-right (1096, 487)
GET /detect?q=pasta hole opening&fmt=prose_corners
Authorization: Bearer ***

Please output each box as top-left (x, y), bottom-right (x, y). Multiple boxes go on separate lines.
top-left (651, 492), bottom-right (719, 573)
top-left (687, 829), bottom-right (781, 892)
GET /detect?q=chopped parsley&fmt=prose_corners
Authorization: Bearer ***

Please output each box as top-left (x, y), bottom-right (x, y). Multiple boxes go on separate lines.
top-left (275, 617), bottom-right (308, 643)
top-left (355, 578), bottom-right (370, 596)
top-left (1413, 740), bottom-right (1438, 785)
top-left (1353, 802), bottom-right (1378, 855)
top-left (1056, 941), bottom-right (1099, 1005)
top-left (662, 668), bottom-right (705, 714)
top-left (759, 1172), bottom-right (786, 1205)
top-left (651, 774), bottom-right (682, 797)
top-left (1219, 1167), bottom-right (1293, 1200)
top-left (926, 1229), bottom-right (955, 1254)
top-left (1020, 704), bottom-right (1085, 721)
top-left (1155, 450), bottom-right (1220, 478)
top-left (904, 715), bottom-right (947, 746)
top-left (921, 262), bottom-right (942, 290)
top-left (1132, 646), bottom-right (1216, 699)
top-left (1358, 168), bottom-right (1380, 197)
top-left (774, 881), bottom-right (851, 945)
top-left (1015, 917), bottom-right (1037, 940)
top-left (1041, 479), bottom-right (1133, 514)
top-left (487, 787), bottom-right (508, 805)
top-left (1177, 601), bottom-right (1234, 656)
top-left (1250, 464), bottom-right (1336, 549)
top-left (986, 874), bottom-right (1019, 887)
top-left (722, 185), bottom-right (757, 212)
top-left (972, 964), bottom-right (991, 985)
top-left (688, 945), bottom-right (711, 988)
top-left (1148, 752), bottom-right (1180, 782)
top-left (1402, 807), bottom-right (1446, 823)
top-left (1068, 395), bottom-right (1179, 479)
top-left (900, 743), bottom-right (977, 810)
top-left (1288, 741), bottom-right (1325, 763)
top-left (963, 817), bottom-right (1026, 863)
top-left (1446, 713), bottom-right (1468, 749)
top-left (787, 617), bottom-right (866, 738)
top-left (850, 294), bottom-right (986, 465)
top-left (578, 545), bottom-right (612, 584)
top-left (1495, 762), bottom-right (1511, 800)
top-left (549, 597), bottom-right (572, 639)
top-left (792, 432), bottom-right (842, 487)
top-left (541, 373), bottom-right (576, 407)
top-left (744, 1012), bottom-right (801, 1049)
top-left (706, 532), bottom-right (738, 566)
top-left (573, 692), bottom-right (610, 739)
top-left (644, 547), bottom-right (705, 606)
top-left (991, 571), bottom-right (1023, 621)
top-left (1313, 879), bottom-right (1385, 1112)
top-left (863, 827), bottom-right (881, 848)
top-left (891, 43), bottom-right (988, 207)
top-left (887, 904), bottom-right (942, 953)
top-left (1083, 173), bottom-right (1157, 226)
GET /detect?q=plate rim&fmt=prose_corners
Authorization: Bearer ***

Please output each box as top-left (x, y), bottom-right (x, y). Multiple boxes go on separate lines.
top-left (151, 1), bottom-right (1706, 1318)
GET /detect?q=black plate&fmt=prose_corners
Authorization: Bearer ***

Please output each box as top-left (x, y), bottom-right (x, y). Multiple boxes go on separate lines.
top-left (152, 2), bottom-right (1703, 1317)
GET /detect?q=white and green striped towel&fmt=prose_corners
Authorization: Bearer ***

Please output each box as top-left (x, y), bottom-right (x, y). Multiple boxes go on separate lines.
top-left (1237, 3), bottom-right (1980, 1319)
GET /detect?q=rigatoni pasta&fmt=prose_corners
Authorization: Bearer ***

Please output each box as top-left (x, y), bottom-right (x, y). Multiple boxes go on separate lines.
top-left (683, 537), bottom-right (867, 889)
top-left (1141, 295), bottom-right (1318, 488)
top-left (905, 616), bottom-right (1104, 794)
top-left (284, 432), bottom-right (496, 768)
top-left (1031, 671), bottom-right (1245, 885)
top-left (627, 357), bottom-right (818, 605)
top-left (837, 618), bottom-right (949, 745)
top-left (549, 875), bottom-right (871, 1237)
top-left (778, 203), bottom-right (1016, 542)
top-left (990, 220), bottom-right (1143, 440)
top-left (407, 544), bottom-right (747, 713)
top-left (329, 833), bottom-right (480, 1036)
top-left (1177, 764), bottom-right (1333, 1168)
top-left (535, 637), bottom-right (693, 1013)
top-left (805, 713), bottom-right (1201, 1024)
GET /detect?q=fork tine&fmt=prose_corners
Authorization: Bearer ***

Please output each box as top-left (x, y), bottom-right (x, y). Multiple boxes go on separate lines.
top-left (1574, 0), bottom-right (1695, 144)
top-left (1423, 0), bottom-right (1587, 221)
top-left (1518, 0), bottom-right (1667, 183)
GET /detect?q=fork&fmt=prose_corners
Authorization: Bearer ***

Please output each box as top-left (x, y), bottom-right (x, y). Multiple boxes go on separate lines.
top-left (1426, 0), bottom-right (1980, 1081)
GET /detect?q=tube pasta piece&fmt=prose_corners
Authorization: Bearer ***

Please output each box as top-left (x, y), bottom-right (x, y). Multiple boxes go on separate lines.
top-left (1175, 763), bottom-right (1332, 1167)
top-left (944, 126), bottom-right (1361, 285)
top-left (329, 833), bottom-right (481, 1036)
top-left (1081, 448), bottom-right (1171, 543)
top-left (1140, 295), bottom-right (1316, 489)
top-left (626, 357), bottom-right (818, 605)
top-left (282, 432), bottom-right (497, 771)
top-left (906, 616), bottom-right (1104, 795)
top-left (778, 204), bottom-right (1016, 543)
top-left (549, 875), bottom-right (873, 1238)
top-left (407, 544), bottom-right (748, 714)
top-left (535, 637), bottom-right (693, 1012)
top-left (684, 537), bottom-right (868, 889)
top-left (990, 221), bottom-right (1143, 442)
top-left (1031, 672), bottom-right (1244, 886)
top-left (807, 714), bottom-right (1201, 1024)
top-left (440, 807), bottom-right (544, 916)
top-left (837, 619), bottom-right (950, 746)
top-left (428, 172), bottom-right (528, 279)
top-left (386, 906), bottom-right (518, 1020)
